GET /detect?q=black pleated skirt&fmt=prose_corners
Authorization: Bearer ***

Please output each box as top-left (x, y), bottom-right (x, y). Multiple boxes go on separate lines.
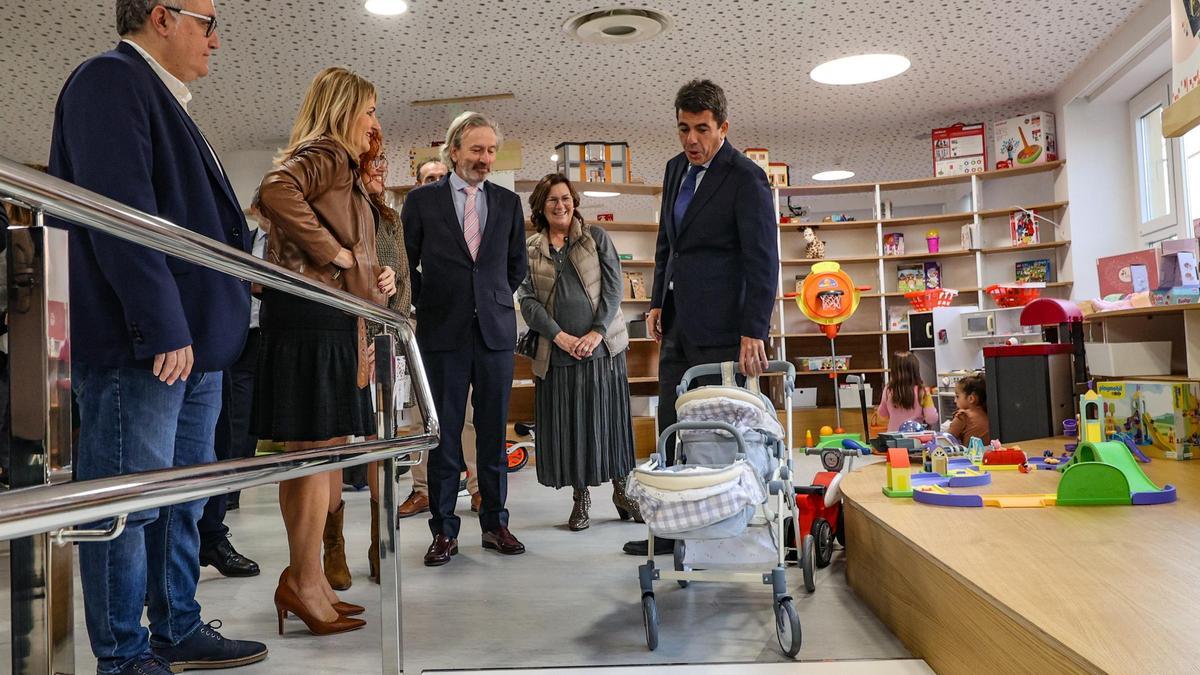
top-left (251, 290), bottom-right (374, 442)
top-left (534, 351), bottom-right (635, 489)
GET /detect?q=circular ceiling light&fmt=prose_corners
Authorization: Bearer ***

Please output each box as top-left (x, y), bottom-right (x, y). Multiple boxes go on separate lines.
top-left (812, 170), bottom-right (855, 181)
top-left (550, 153), bottom-right (559, 162)
top-left (365, 0), bottom-right (408, 16)
top-left (582, 191), bottom-right (620, 198)
top-left (810, 54), bottom-right (910, 85)
top-left (564, 8), bottom-right (671, 45)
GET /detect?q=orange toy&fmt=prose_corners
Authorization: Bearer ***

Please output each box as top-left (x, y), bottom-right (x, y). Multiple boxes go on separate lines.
top-left (788, 262), bottom-right (870, 339)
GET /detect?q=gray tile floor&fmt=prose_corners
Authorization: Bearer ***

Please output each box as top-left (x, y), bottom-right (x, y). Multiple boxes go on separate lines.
top-left (1, 460), bottom-right (912, 674)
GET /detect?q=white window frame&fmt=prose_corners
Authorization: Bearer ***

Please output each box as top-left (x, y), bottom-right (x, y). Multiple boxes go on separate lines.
top-left (1130, 72), bottom-right (1189, 246)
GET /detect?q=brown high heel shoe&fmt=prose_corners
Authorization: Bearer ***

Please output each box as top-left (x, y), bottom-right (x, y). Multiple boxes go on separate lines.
top-left (280, 567), bottom-right (364, 617)
top-left (274, 576), bottom-right (366, 636)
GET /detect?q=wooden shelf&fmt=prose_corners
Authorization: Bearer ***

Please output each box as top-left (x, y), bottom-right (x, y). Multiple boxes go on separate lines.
top-left (979, 239), bottom-right (1071, 255)
top-left (778, 160), bottom-right (1065, 196)
top-left (781, 255), bottom-right (879, 265)
top-left (620, 260), bottom-right (656, 267)
top-left (514, 180), bottom-right (662, 196)
top-left (883, 286), bottom-right (981, 298)
top-left (621, 297), bottom-right (652, 303)
top-left (780, 219), bottom-right (878, 231)
top-left (1084, 304), bottom-right (1200, 320)
top-left (879, 211), bottom-right (974, 228)
top-left (881, 248), bottom-right (976, 262)
top-left (976, 159), bottom-right (1066, 182)
top-left (975, 201), bottom-right (1069, 220)
top-left (1097, 373), bottom-right (1200, 383)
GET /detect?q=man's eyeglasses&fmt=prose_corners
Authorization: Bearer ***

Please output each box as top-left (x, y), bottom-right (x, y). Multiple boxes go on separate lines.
top-left (370, 155), bottom-right (388, 172)
top-left (161, 5), bottom-right (218, 38)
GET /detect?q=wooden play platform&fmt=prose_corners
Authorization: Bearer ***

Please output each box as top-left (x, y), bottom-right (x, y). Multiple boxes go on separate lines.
top-left (840, 437), bottom-right (1199, 674)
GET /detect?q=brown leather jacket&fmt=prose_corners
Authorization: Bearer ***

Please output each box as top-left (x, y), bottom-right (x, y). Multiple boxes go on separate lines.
top-left (257, 137), bottom-right (385, 306)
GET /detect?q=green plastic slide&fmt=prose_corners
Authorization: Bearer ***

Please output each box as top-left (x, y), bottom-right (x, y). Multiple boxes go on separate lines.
top-left (1058, 441), bottom-right (1162, 506)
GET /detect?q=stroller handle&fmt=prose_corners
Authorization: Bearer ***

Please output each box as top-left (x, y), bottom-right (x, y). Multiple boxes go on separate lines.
top-left (656, 421), bottom-right (748, 457)
top-left (676, 360), bottom-right (796, 395)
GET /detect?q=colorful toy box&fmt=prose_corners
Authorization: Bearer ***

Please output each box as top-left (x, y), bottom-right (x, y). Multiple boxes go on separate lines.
top-left (993, 112), bottom-right (1058, 169)
top-left (1096, 381), bottom-right (1200, 460)
top-left (932, 122), bottom-right (987, 177)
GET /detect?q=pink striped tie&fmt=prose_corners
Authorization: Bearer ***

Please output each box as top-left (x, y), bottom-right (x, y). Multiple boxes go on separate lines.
top-left (462, 185), bottom-right (481, 260)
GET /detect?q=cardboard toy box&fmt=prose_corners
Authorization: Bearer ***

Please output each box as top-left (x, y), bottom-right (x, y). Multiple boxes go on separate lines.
top-left (932, 122), bottom-right (987, 177)
top-left (1097, 249), bottom-right (1161, 297)
top-left (993, 112), bottom-right (1058, 169)
top-left (1096, 380), bottom-right (1199, 460)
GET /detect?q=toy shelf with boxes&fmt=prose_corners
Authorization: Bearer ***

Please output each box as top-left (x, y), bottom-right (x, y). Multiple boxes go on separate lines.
top-left (772, 160), bottom-right (1069, 401)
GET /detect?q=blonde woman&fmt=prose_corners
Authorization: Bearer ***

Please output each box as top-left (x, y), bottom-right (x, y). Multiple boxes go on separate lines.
top-left (253, 67), bottom-right (396, 636)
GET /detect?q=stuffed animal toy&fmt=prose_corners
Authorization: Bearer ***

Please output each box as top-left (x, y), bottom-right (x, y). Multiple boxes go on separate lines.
top-left (802, 226), bottom-right (826, 259)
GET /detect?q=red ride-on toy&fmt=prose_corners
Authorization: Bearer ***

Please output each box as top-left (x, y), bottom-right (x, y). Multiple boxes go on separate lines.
top-left (505, 421), bottom-right (535, 472)
top-left (785, 442), bottom-right (868, 590)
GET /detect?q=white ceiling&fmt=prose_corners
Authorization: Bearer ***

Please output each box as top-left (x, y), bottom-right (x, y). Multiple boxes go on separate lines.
top-left (0, 0), bottom-right (1149, 187)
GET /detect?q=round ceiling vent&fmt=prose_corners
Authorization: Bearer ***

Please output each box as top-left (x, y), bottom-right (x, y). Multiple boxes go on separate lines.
top-left (563, 7), bottom-right (671, 45)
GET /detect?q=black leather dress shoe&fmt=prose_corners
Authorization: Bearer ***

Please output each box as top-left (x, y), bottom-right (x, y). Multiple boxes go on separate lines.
top-left (622, 537), bottom-right (675, 556)
top-left (199, 537), bottom-right (260, 578)
top-left (481, 526), bottom-right (525, 555)
top-left (424, 535), bottom-right (459, 567)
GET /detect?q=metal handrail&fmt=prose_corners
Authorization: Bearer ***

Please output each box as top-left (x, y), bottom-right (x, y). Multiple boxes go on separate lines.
top-left (0, 155), bottom-right (441, 540)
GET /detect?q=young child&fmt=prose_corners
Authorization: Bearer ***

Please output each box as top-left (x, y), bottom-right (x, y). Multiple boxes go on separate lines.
top-left (948, 373), bottom-right (990, 444)
top-left (876, 352), bottom-right (938, 432)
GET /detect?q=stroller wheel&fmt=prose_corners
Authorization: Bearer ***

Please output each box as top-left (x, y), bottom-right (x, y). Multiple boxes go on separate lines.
top-left (505, 442), bottom-right (530, 472)
top-left (812, 518), bottom-right (834, 569)
top-left (801, 534), bottom-right (816, 593)
top-left (835, 508), bottom-right (846, 547)
top-left (641, 593), bottom-right (659, 651)
top-left (775, 597), bottom-right (802, 657)
top-left (673, 540), bottom-right (690, 588)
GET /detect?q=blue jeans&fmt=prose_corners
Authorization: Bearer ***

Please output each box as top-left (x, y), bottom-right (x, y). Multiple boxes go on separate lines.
top-left (73, 364), bottom-right (222, 674)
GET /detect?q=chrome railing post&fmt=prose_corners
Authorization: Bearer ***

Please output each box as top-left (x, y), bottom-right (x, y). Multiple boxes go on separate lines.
top-left (7, 215), bottom-right (76, 675)
top-left (375, 333), bottom-right (404, 675)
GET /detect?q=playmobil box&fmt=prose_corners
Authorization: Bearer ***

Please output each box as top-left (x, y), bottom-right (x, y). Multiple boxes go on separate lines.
top-left (993, 112), bottom-right (1058, 169)
top-left (1096, 381), bottom-right (1198, 460)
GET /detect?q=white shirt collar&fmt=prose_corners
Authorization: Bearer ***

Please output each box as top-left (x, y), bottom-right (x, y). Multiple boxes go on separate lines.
top-left (122, 38), bottom-right (193, 111)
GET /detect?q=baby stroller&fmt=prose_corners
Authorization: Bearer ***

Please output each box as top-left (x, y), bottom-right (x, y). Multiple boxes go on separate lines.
top-left (626, 360), bottom-right (804, 657)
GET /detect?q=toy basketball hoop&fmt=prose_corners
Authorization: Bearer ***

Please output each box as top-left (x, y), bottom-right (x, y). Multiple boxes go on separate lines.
top-left (791, 261), bottom-right (868, 340)
top-left (785, 261), bottom-right (871, 432)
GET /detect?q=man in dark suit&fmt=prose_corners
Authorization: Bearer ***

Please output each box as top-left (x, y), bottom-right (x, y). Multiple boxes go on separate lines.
top-left (403, 112), bottom-right (529, 567)
top-left (47, 2), bottom-right (266, 673)
top-left (625, 79), bottom-right (780, 556)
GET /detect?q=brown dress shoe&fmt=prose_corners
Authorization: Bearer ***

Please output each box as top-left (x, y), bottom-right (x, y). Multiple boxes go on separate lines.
top-left (470, 493), bottom-right (482, 513)
top-left (398, 491), bottom-right (430, 519)
top-left (481, 526), bottom-right (525, 555)
top-left (423, 535), bottom-right (458, 567)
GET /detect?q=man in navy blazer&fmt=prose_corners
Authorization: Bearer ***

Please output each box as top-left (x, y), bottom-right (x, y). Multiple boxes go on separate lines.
top-left (403, 112), bottom-right (529, 566)
top-left (47, 2), bottom-right (265, 673)
top-left (627, 80), bottom-right (780, 556)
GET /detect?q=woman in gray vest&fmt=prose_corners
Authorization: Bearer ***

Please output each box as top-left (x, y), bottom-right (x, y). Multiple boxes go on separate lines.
top-left (518, 173), bottom-right (639, 530)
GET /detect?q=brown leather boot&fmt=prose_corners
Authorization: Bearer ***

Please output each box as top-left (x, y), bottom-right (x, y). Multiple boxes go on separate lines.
top-left (612, 475), bottom-right (644, 523)
top-left (368, 498), bottom-right (380, 584)
top-left (568, 487), bottom-right (591, 531)
top-left (323, 501), bottom-right (352, 591)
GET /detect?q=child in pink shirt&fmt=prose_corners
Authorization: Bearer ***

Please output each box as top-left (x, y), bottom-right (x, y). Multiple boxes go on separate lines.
top-left (876, 351), bottom-right (938, 431)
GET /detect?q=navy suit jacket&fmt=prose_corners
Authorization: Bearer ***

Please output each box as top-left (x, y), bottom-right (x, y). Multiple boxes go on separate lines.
top-left (402, 175), bottom-right (527, 352)
top-left (47, 42), bottom-right (251, 372)
top-left (651, 140), bottom-right (779, 345)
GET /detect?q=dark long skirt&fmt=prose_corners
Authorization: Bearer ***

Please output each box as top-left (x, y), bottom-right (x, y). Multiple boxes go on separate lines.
top-left (251, 289), bottom-right (374, 442)
top-left (534, 351), bottom-right (635, 489)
